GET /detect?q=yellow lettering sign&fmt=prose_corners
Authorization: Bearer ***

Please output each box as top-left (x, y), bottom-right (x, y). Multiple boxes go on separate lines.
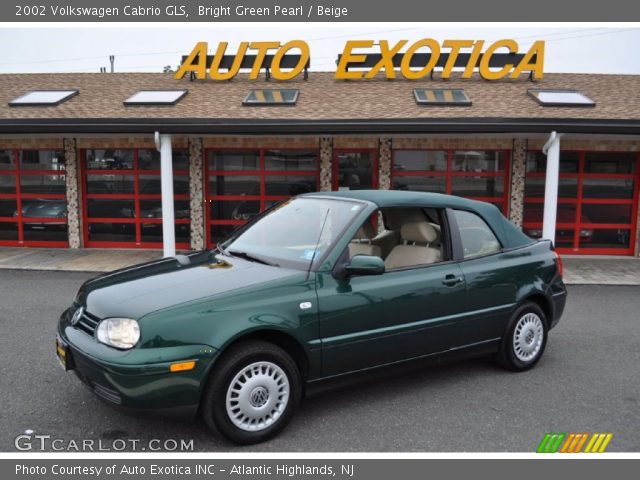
top-left (337, 39), bottom-right (545, 81)
top-left (271, 40), bottom-right (310, 80)
top-left (175, 40), bottom-right (311, 80)
top-left (335, 40), bottom-right (375, 80)
top-left (174, 41), bottom-right (208, 79)
top-left (399, 39), bottom-right (440, 80)
top-left (176, 39), bottom-right (544, 81)
top-left (478, 39), bottom-right (517, 80)
top-left (511, 40), bottom-right (545, 80)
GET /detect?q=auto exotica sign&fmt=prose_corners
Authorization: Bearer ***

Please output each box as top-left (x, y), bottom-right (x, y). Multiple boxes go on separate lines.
top-left (175, 39), bottom-right (545, 81)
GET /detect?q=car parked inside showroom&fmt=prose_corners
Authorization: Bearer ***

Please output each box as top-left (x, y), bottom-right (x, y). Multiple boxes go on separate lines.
top-left (56, 190), bottom-right (566, 444)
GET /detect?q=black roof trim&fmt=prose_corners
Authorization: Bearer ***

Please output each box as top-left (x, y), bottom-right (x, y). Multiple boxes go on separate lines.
top-left (0, 117), bottom-right (640, 135)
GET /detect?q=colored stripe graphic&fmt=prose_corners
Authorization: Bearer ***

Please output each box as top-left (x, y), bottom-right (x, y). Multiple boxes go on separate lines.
top-left (537, 433), bottom-right (566, 453)
top-left (537, 433), bottom-right (613, 453)
top-left (584, 433), bottom-right (613, 453)
top-left (560, 433), bottom-right (589, 453)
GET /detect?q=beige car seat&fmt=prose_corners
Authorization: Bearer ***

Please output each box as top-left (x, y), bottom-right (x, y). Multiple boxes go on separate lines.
top-left (348, 222), bottom-right (382, 258)
top-left (371, 229), bottom-right (401, 259)
top-left (384, 221), bottom-right (441, 269)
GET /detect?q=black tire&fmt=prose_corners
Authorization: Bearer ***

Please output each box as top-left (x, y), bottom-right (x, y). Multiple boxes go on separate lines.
top-left (496, 301), bottom-right (548, 371)
top-left (201, 340), bottom-right (302, 445)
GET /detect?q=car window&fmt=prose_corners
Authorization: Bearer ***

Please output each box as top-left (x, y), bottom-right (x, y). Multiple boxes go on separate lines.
top-left (347, 215), bottom-right (382, 260)
top-left (223, 197), bottom-right (363, 270)
top-left (453, 210), bottom-right (501, 259)
top-left (377, 208), bottom-right (448, 270)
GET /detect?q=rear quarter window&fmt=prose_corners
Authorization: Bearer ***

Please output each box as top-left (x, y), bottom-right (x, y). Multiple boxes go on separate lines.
top-left (453, 210), bottom-right (501, 258)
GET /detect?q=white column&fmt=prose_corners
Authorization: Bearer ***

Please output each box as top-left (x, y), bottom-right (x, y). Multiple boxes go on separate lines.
top-left (542, 131), bottom-right (562, 244)
top-left (156, 132), bottom-right (175, 257)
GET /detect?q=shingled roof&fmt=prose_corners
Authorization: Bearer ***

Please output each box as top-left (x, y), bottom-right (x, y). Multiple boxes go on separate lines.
top-left (1, 71), bottom-right (639, 134)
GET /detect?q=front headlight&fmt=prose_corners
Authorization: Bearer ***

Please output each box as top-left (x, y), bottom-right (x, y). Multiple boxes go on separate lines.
top-left (96, 318), bottom-right (140, 349)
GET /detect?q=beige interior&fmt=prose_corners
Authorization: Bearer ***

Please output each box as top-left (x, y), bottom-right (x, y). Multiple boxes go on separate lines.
top-left (348, 222), bottom-right (382, 258)
top-left (384, 220), bottom-right (442, 270)
top-left (348, 208), bottom-right (445, 269)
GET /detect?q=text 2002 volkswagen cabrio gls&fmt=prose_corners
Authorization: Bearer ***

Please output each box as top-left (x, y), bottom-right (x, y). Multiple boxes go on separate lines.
top-left (57, 190), bottom-right (567, 444)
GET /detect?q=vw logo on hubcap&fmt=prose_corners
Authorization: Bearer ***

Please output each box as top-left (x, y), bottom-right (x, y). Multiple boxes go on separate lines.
top-left (249, 386), bottom-right (269, 408)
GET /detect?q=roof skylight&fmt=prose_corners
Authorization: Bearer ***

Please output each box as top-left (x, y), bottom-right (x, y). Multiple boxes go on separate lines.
top-left (243, 89), bottom-right (299, 106)
top-left (124, 90), bottom-right (188, 106)
top-left (413, 88), bottom-right (472, 106)
top-left (9, 90), bottom-right (79, 107)
top-left (528, 89), bottom-right (595, 107)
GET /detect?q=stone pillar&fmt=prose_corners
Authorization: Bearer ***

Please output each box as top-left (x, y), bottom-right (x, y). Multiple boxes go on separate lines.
top-left (378, 137), bottom-right (392, 190)
top-left (319, 137), bottom-right (333, 192)
top-left (63, 138), bottom-right (81, 248)
top-left (509, 138), bottom-right (527, 228)
top-left (188, 137), bottom-right (205, 250)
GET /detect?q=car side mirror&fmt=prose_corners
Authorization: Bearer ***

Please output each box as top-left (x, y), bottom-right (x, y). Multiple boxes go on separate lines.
top-left (345, 255), bottom-right (385, 276)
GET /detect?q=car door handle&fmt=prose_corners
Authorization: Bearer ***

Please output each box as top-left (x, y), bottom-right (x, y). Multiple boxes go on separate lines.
top-left (442, 274), bottom-right (464, 287)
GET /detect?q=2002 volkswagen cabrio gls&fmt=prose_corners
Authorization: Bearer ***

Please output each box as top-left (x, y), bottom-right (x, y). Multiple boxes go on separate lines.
top-left (56, 190), bottom-right (567, 444)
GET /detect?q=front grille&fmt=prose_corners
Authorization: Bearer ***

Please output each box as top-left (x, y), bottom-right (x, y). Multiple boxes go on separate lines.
top-left (74, 310), bottom-right (100, 336)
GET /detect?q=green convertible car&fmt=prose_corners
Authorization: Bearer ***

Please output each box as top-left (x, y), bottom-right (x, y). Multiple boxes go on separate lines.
top-left (56, 190), bottom-right (567, 444)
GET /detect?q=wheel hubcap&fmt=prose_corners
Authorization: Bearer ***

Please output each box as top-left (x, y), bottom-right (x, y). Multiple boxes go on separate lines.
top-left (225, 361), bottom-right (290, 432)
top-left (513, 313), bottom-right (544, 362)
top-left (249, 386), bottom-right (269, 408)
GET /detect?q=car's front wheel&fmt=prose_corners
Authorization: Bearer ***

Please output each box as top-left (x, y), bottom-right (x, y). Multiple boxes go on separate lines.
top-left (496, 302), bottom-right (548, 371)
top-left (202, 340), bottom-right (302, 445)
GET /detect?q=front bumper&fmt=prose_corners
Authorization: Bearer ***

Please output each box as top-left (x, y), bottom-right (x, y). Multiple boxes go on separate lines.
top-left (57, 310), bottom-right (218, 413)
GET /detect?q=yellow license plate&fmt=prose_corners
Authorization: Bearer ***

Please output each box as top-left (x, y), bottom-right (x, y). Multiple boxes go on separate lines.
top-left (55, 337), bottom-right (70, 371)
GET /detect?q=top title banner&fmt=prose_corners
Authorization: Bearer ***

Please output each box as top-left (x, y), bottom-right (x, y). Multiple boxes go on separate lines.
top-left (3, 0), bottom-right (640, 22)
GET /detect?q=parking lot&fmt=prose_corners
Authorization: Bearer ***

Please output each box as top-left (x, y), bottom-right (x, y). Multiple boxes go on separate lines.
top-left (0, 269), bottom-right (638, 452)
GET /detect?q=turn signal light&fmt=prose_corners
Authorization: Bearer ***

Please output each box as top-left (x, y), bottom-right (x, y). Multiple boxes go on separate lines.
top-left (169, 360), bottom-right (197, 372)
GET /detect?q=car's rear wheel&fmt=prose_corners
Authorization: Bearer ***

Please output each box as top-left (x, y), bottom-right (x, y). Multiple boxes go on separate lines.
top-left (202, 340), bottom-right (302, 445)
top-left (496, 302), bottom-right (548, 371)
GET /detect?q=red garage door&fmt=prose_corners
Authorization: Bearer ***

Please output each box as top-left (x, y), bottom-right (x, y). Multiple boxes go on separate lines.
top-left (80, 148), bottom-right (191, 249)
top-left (0, 149), bottom-right (68, 247)
top-left (391, 149), bottom-right (510, 215)
top-left (523, 151), bottom-right (639, 255)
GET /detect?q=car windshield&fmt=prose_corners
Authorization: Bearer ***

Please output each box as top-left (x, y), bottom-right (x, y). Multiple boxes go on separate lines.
top-left (220, 197), bottom-right (364, 270)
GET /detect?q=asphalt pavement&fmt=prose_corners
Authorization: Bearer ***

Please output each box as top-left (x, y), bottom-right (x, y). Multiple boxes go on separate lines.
top-left (0, 269), bottom-right (638, 452)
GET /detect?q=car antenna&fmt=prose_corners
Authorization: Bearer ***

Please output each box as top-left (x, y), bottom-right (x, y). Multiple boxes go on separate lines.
top-left (306, 208), bottom-right (331, 281)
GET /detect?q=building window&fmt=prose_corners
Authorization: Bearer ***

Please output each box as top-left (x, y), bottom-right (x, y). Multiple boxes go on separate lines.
top-left (523, 151), bottom-right (639, 254)
top-left (81, 149), bottom-right (190, 248)
top-left (0, 149), bottom-right (67, 246)
top-left (333, 150), bottom-right (378, 191)
top-left (206, 149), bottom-right (319, 246)
top-left (391, 149), bottom-right (510, 214)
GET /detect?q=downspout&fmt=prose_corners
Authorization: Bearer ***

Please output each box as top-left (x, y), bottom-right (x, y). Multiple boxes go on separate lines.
top-left (155, 132), bottom-right (176, 257)
top-left (541, 131), bottom-right (562, 245)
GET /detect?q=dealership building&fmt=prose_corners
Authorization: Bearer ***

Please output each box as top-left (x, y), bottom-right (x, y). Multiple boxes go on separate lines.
top-left (1, 70), bottom-right (639, 255)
